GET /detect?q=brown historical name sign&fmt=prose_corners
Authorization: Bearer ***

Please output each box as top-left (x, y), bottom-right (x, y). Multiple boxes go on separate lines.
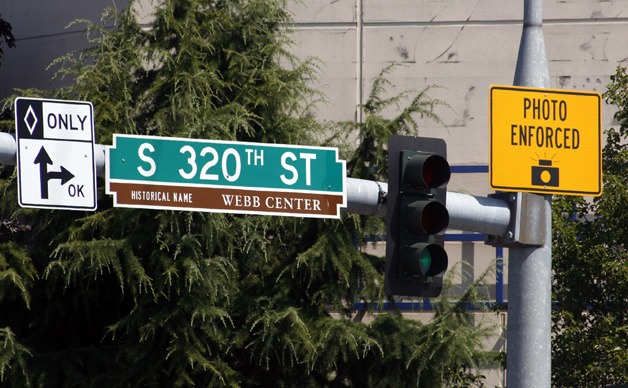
top-left (108, 182), bottom-right (345, 217)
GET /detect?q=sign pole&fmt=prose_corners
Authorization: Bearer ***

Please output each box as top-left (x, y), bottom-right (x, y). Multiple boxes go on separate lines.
top-left (507, 0), bottom-right (552, 386)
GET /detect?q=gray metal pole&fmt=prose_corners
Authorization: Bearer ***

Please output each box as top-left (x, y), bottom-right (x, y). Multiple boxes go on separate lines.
top-left (446, 192), bottom-right (511, 236)
top-left (344, 178), bottom-right (512, 236)
top-left (514, 0), bottom-right (550, 88)
top-left (508, 0), bottom-right (552, 386)
top-left (0, 137), bottom-right (512, 236)
top-left (345, 178), bottom-right (387, 218)
top-left (0, 132), bottom-right (107, 175)
top-left (0, 132), bottom-right (16, 165)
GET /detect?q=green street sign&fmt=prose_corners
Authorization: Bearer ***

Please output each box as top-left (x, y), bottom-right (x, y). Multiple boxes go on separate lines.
top-left (106, 134), bottom-right (346, 218)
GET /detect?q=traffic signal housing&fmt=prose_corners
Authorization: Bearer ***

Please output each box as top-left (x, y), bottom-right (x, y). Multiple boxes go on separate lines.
top-left (385, 136), bottom-right (450, 297)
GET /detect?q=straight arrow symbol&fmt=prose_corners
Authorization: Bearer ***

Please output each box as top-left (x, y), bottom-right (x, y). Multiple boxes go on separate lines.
top-left (34, 146), bottom-right (75, 199)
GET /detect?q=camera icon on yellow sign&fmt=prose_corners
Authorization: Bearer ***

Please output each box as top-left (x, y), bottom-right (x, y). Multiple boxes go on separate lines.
top-left (531, 159), bottom-right (559, 187)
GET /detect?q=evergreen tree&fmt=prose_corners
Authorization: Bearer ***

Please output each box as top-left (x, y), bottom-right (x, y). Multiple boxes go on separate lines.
top-left (0, 13), bottom-right (16, 65)
top-left (0, 1), bottom-right (497, 386)
top-left (552, 66), bottom-right (628, 386)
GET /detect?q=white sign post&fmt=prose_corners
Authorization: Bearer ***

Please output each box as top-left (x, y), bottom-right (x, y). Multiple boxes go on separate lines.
top-left (15, 97), bottom-right (97, 211)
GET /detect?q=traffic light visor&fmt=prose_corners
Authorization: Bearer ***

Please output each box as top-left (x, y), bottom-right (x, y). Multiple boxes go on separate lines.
top-left (403, 153), bottom-right (451, 189)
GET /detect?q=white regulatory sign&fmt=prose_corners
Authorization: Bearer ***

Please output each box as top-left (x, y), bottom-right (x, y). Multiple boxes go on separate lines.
top-left (15, 97), bottom-right (97, 211)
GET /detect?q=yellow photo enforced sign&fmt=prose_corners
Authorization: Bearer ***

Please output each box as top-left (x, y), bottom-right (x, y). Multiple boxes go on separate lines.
top-left (489, 85), bottom-right (602, 196)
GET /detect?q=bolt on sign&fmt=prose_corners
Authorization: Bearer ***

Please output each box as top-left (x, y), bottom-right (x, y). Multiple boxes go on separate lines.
top-left (489, 85), bottom-right (602, 196)
top-left (106, 134), bottom-right (346, 218)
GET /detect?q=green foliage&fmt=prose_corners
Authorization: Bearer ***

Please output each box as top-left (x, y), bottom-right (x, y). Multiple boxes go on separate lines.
top-left (0, 13), bottom-right (16, 65)
top-left (342, 264), bottom-right (500, 388)
top-left (0, 1), bottom-right (494, 386)
top-left (338, 64), bottom-right (446, 182)
top-left (551, 66), bottom-right (628, 387)
top-left (0, 327), bottom-right (31, 384)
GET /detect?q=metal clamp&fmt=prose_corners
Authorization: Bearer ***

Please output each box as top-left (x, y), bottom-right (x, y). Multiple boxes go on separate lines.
top-left (485, 192), bottom-right (547, 247)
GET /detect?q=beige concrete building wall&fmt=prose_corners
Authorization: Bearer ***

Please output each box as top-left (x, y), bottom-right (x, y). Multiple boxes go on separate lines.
top-left (288, 0), bottom-right (624, 165)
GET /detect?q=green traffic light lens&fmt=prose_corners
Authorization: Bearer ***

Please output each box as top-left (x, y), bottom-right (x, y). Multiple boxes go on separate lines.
top-left (402, 243), bottom-right (448, 279)
top-left (419, 249), bottom-right (432, 275)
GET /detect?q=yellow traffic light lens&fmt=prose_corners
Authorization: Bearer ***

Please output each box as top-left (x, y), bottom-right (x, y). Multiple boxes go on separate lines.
top-left (404, 199), bottom-right (449, 235)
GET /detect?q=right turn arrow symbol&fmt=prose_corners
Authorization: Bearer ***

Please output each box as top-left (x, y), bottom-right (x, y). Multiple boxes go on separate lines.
top-left (34, 146), bottom-right (75, 199)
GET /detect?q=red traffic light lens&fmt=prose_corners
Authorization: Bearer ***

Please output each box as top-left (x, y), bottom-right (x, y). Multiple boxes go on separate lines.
top-left (421, 154), bottom-right (450, 188)
top-left (403, 153), bottom-right (450, 189)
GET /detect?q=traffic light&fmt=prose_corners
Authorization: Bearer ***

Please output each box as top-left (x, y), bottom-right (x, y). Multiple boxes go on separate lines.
top-left (385, 136), bottom-right (450, 297)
